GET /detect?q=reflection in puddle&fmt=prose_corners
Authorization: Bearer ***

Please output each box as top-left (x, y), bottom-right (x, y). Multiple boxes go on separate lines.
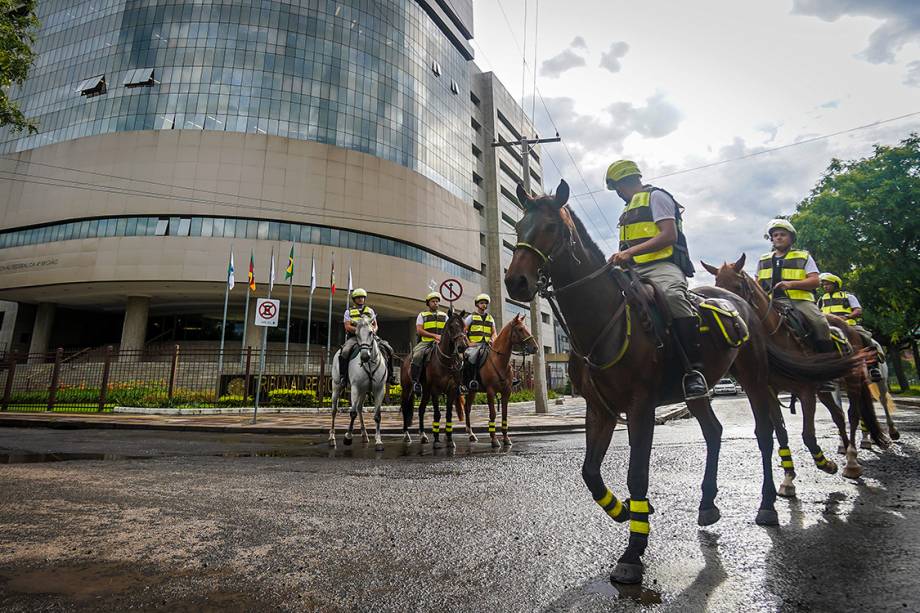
top-left (0, 452), bottom-right (144, 464)
top-left (588, 578), bottom-right (663, 605)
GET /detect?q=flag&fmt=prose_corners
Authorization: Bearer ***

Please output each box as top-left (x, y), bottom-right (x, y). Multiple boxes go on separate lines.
top-left (285, 245), bottom-right (294, 281)
top-left (347, 265), bottom-right (353, 296)
top-left (330, 254), bottom-right (336, 297)
top-left (227, 250), bottom-right (235, 291)
top-left (269, 251), bottom-right (276, 292)
top-left (248, 251), bottom-right (256, 291)
top-left (309, 252), bottom-right (317, 295)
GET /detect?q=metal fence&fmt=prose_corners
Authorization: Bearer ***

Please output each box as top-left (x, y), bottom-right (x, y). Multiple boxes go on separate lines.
top-left (0, 345), bottom-right (539, 413)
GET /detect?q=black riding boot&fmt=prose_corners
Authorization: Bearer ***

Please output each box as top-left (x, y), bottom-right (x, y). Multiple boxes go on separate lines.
top-left (338, 353), bottom-right (350, 386)
top-left (673, 317), bottom-right (709, 401)
top-left (410, 363), bottom-right (423, 394)
top-left (814, 339), bottom-right (839, 391)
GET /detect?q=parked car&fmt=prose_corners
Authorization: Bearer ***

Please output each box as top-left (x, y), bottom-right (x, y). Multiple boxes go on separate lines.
top-left (713, 378), bottom-right (739, 395)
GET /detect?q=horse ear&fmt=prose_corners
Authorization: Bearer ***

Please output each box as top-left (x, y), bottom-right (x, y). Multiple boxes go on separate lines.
top-left (553, 180), bottom-right (569, 209)
top-left (700, 261), bottom-right (720, 276)
top-left (516, 182), bottom-right (530, 209)
top-left (733, 253), bottom-right (746, 272)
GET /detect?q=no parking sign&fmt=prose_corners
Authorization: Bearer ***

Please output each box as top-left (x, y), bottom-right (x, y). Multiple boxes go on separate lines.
top-left (255, 298), bottom-right (280, 327)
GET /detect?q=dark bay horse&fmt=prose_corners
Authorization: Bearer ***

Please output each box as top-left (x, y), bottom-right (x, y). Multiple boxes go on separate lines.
top-left (504, 180), bottom-right (866, 584)
top-left (399, 309), bottom-right (468, 449)
top-left (461, 313), bottom-right (539, 448)
top-left (702, 256), bottom-right (889, 482)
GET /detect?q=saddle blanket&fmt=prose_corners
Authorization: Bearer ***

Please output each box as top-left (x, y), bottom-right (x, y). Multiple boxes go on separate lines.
top-left (697, 298), bottom-right (750, 348)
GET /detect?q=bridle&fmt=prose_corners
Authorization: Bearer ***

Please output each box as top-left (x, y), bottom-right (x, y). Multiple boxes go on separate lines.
top-left (356, 320), bottom-right (384, 379)
top-left (732, 271), bottom-right (782, 336)
top-left (514, 209), bottom-right (632, 371)
top-left (434, 321), bottom-right (467, 372)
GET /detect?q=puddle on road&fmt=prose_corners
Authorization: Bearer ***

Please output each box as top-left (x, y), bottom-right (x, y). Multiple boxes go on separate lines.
top-left (222, 438), bottom-right (523, 461)
top-left (584, 577), bottom-right (663, 605)
top-left (0, 452), bottom-right (146, 464)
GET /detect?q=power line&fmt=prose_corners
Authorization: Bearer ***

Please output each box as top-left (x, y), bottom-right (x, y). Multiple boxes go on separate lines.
top-left (569, 109), bottom-right (920, 199)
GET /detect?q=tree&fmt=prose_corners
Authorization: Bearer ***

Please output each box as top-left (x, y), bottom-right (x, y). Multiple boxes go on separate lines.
top-left (1, 0), bottom-right (39, 134)
top-left (791, 133), bottom-right (920, 388)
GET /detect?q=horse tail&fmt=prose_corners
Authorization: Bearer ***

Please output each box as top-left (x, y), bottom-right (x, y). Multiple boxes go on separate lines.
top-left (855, 380), bottom-right (889, 448)
top-left (764, 343), bottom-right (863, 383)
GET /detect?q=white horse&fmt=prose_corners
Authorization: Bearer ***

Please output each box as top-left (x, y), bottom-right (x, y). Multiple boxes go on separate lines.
top-left (328, 316), bottom-right (389, 451)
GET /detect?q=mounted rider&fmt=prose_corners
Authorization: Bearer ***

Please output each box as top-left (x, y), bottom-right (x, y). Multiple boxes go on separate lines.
top-left (605, 159), bottom-right (708, 400)
top-left (818, 272), bottom-right (884, 381)
top-left (338, 289), bottom-right (395, 386)
top-left (757, 219), bottom-right (835, 355)
top-left (461, 293), bottom-right (495, 392)
top-left (408, 292), bottom-right (448, 394)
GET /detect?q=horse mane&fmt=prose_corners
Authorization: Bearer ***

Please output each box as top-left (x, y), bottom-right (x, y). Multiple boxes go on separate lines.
top-left (560, 205), bottom-right (606, 266)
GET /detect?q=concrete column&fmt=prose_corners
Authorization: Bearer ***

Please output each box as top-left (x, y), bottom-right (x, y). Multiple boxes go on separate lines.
top-left (0, 301), bottom-right (18, 355)
top-left (27, 302), bottom-right (56, 362)
top-left (119, 296), bottom-right (150, 361)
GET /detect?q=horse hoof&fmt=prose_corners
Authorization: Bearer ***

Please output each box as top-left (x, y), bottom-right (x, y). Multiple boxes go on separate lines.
top-left (842, 465), bottom-right (863, 480)
top-left (889, 426), bottom-right (900, 441)
top-left (448, 440), bottom-right (456, 450)
top-left (469, 434), bottom-right (478, 443)
top-left (837, 445), bottom-right (847, 455)
top-left (433, 440), bottom-right (443, 449)
top-left (818, 461), bottom-right (838, 475)
top-left (697, 507), bottom-right (721, 526)
top-left (611, 562), bottom-right (644, 585)
top-left (777, 484), bottom-right (796, 498)
top-left (420, 433), bottom-right (429, 444)
top-left (755, 509), bottom-right (779, 526)
top-left (402, 433), bottom-right (412, 444)
top-left (491, 439), bottom-right (500, 449)
top-left (860, 439), bottom-right (872, 450)
top-left (343, 437), bottom-right (353, 447)
top-left (375, 443), bottom-right (385, 452)
top-left (502, 438), bottom-right (513, 447)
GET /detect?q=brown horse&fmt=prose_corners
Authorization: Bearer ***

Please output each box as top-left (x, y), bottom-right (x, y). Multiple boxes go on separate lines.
top-left (702, 255), bottom-right (889, 482)
top-left (399, 309), bottom-right (469, 449)
top-left (504, 180), bottom-right (866, 584)
top-left (461, 313), bottom-right (539, 448)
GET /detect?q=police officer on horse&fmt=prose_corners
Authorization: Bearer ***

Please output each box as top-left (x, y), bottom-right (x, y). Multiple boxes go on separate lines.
top-left (338, 289), bottom-right (395, 386)
top-left (408, 292), bottom-right (448, 394)
top-left (818, 272), bottom-right (884, 381)
top-left (461, 293), bottom-right (495, 392)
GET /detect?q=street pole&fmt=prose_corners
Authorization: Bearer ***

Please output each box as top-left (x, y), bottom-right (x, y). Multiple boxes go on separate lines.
top-left (493, 133), bottom-right (560, 415)
top-left (253, 250), bottom-right (275, 424)
top-left (218, 245), bottom-right (232, 377)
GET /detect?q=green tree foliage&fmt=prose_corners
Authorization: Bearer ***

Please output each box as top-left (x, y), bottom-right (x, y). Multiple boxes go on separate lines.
top-left (0, 0), bottom-right (39, 134)
top-left (791, 133), bottom-right (920, 345)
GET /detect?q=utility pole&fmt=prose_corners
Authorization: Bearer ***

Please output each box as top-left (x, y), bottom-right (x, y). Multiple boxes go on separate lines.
top-left (492, 133), bottom-right (560, 414)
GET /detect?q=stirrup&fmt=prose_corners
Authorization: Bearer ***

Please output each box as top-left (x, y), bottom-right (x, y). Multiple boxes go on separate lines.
top-left (468, 380), bottom-right (479, 392)
top-left (818, 381), bottom-right (836, 393)
top-left (412, 381), bottom-right (423, 394)
top-left (868, 366), bottom-right (882, 383)
top-left (682, 370), bottom-right (709, 401)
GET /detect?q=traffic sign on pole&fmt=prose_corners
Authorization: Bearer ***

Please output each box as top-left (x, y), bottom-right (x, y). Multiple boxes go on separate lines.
top-left (255, 298), bottom-right (280, 327)
top-left (439, 278), bottom-right (463, 304)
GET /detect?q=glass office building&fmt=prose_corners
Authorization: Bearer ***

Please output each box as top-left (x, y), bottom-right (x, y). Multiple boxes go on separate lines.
top-left (0, 0), bottom-right (482, 354)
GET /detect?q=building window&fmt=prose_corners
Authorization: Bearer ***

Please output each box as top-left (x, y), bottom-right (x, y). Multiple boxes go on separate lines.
top-left (177, 217), bottom-right (191, 237)
top-left (501, 212), bottom-right (518, 228)
top-left (473, 200), bottom-right (484, 216)
top-left (450, 80), bottom-right (459, 95)
top-left (471, 117), bottom-right (481, 132)
top-left (76, 74), bottom-right (106, 97)
top-left (541, 313), bottom-right (550, 324)
top-left (471, 143), bottom-right (482, 159)
top-left (431, 60), bottom-right (441, 76)
top-left (479, 233), bottom-right (486, 246)
top-left (470, 91), bottom-right (481, 106)
top-left (502, 240), bottom-right (516, 253)
top-left (472, 171), bottom-right (483, 186)
top-left (123, 68), bottom-right (155, 88)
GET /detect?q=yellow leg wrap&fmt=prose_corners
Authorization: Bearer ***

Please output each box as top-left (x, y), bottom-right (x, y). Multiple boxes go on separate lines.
top-left (813, 451), bottom-right (828, 467)
top-left (859, 420), bottom-right (869, 433)
top-left (487, 421), bottom-right (496, 433)
top-left (629, 498), bottom-right (651, 535)
top-left (629, 520), bottom-right (650, 534)
top-left (445, 422), bottom-right (453, 433)
top-left (593, 489), bottom-right (627, 522)
top-left (778, 447), bottom-right (794, 469)
top-left (432, 421), bottom-right (440, 433)
top-left (501, 419), bottom-right (508, 429)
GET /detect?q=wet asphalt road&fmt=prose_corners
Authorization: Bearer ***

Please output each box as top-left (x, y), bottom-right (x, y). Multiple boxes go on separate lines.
top-left (1, 397), bottom-right (919, 612)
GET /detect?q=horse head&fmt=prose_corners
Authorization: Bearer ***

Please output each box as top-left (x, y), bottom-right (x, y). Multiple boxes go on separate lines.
top-left (355, 315), bottom-right (377, 363)
top-left (444, 308), bottom-right (469, 357)
top-left (505, 179), bottom-right (572, 301)
top-left (701, 254), bottom-right (754, 301)
top-left (510, 313), bottom-right (538, 355)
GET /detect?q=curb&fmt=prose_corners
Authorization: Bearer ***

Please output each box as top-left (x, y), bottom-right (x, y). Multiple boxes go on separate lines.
top-left (893, 397), bottom-right (920, 409)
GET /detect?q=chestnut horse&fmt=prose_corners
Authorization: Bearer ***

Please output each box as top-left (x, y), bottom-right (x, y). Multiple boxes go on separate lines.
top-left (504, 180), bottom-right (865, 584)
top-left (399, 309), bottom-right (469, 449)
top-left (702, 256), bottom-right (889, 482)
top-left (462, 313), bottom-right (539, 448)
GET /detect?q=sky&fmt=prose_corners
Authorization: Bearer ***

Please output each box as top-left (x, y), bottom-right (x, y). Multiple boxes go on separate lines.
top-left (472, 0), bottom-right (920, 282)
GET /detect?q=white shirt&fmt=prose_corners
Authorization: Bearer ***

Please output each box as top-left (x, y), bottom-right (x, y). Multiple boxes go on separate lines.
top-left (803, 256), bottom-right (819, 275)
top-left (847, 293), bottom-right (861, 309)
top-left (648, 190), bottom-right (677, 222)
top-left (344, 306), bottom-right (376, 323)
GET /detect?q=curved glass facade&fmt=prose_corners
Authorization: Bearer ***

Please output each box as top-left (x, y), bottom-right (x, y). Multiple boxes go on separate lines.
top-left (0, 0), bottom-right (472, 200)
top-left (0, 214), bottom-right (479, 281)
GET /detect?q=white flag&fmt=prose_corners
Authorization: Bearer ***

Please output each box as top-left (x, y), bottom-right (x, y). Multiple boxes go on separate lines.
top-left (347, 266), bottom-right (353, 295)
top-left (310, 252), bottom-right (317, 294)
top-left (428, 278), bottom-right (437, 291)
top-left (269, 251), bottom-right (276, 292)
top-left (227, 250), bottom-right (235, 291)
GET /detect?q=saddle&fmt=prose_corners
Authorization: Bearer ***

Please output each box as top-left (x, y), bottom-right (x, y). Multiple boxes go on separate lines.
top-left (771, 302), bottom-right (844, 354)
top-left (466, 344), bottom-right (490, 368)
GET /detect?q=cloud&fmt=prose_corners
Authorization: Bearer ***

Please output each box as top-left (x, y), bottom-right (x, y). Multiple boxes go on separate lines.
top-left (539, 37), bottom-right (592, 79)
top-left (609, 93), bottom-right (682, 138)
top-left (599, 41), bottom-right (630, 73)
top-left (905, 61), bottom-right (920, 87)
top-left (791, 0), bottom-right (920, 63)
top-left (818, 99), bottom-right (840, 108)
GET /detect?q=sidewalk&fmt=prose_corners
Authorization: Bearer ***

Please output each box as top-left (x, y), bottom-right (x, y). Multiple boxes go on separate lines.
top-left (0, 396), bottom-right (691, 435)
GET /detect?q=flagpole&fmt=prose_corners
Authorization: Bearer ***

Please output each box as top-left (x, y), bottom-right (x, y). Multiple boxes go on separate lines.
top-left (326, 251), bottom-right (335, 363)
top-left (306, 250), bottom-right (315, 369)
top-left (284, 244), bottom-right (294, 366)
top-left (241, 255), bottom-right (252, 367)
top-left (254, 247), bottom-right (274, 422)
top-left (219, 245), bottom-right (232, 377)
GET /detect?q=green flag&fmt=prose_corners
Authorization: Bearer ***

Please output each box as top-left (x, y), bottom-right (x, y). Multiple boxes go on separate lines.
top-left (285, 245), bottom-right (294, 280)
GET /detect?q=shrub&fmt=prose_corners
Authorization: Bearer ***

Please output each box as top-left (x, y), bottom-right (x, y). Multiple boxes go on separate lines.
top-left (268, 389), bottom-right (318, 407)
top-left (388, 384), bottom-right (402, 398)
top-left (216, 395), bottom-right (249, 407)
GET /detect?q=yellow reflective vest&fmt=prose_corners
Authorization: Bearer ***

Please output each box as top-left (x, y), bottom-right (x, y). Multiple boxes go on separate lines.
top-left (819, 291), bottom-right (857, 325)
top-left (468, 313), bottom-right (495, 344)
top-left (419, 310), bottom-right (447, 342)
top-left (618, 189), bottom-right (687, 265)
top-left (756, 251), bottom-right (815, 302)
